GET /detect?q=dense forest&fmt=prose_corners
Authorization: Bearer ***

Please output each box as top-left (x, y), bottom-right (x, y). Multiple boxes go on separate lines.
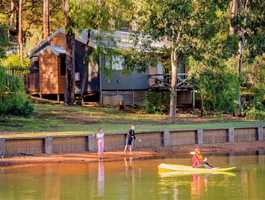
top-left (0, 0), bottom-right (264, 120)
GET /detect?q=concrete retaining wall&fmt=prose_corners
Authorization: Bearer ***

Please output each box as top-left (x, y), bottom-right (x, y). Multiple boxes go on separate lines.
top-left (0, 126), bottom-right (264, 156)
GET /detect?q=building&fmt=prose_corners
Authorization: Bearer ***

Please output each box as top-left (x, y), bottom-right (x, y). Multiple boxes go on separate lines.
top-left (27, 29), bottom-right (194, 107)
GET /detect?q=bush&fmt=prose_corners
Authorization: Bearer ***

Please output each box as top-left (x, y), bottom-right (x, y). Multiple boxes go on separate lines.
top-left (190, 67), bottom-right (239, 114)
top-left (0, 67), bottom-right (33, 116)
top-left (0, 54), bottom-right (30, 69)
top-left (245, 107), bottom-right (265, 120)
top-left (144, 90), bottom-right (169, 114)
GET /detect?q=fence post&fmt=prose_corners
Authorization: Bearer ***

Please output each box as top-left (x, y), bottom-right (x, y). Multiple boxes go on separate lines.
top-left (163, 130), bottom-right (171, 147)
top-left (87, 135), bottom-right (97, 152)
top-left (196, 129), bottom-right (203, 145)
top-left (0, 139), bottom-right (6, 157)
top-left (257, 127), bottom-right (264, 141)
top-left (228, 128), bottom-right (235, 143)
top-left (44, 137), bottom-right (53, 154)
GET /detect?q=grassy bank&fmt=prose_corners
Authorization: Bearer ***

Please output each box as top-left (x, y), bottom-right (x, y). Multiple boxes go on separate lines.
top-left (0, 103), bottom-right (264, 138)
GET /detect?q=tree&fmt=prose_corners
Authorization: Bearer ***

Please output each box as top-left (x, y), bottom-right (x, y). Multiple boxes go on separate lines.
top-left (43, 0), bottom-right (49, 39)
top-left (63, 0), bottom-right (75, 105)
top-left (229, 0), bottom-right (265, 116)
top-left (9, 0), bottom-right (15, 29)
top-left (18, 0), bottom-right (23, 63)
top-left (133, 0), bottom-right (222, 122)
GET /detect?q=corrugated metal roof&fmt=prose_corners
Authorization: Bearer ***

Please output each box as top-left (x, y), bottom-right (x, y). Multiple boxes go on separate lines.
top-left (30, 29), bottom-right (86, 58)
top-left (36, 45), bottom-right (67, 56)
top-left (80, 29), bottom-right (170, 50)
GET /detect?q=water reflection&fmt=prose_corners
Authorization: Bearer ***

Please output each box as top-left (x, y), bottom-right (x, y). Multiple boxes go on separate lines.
top-left (44, 165), bottom-right (61, 200)
top-left (124, 157), bottom-right (136, 199)
top-left (191, 175), bottom-right (208, 198)
top-left (97, 160), bottom-right (105, 197)
top-left (0, 155), bottom-right (265, 200)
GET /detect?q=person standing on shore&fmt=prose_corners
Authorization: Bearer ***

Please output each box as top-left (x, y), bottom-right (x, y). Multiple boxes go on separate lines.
top-left (124, 125), bottom-right (136, 154)
top-left (97, 128), bottom-right (105, 158)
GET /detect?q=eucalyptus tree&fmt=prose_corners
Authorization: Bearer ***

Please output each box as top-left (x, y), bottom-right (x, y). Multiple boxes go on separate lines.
top-left (43, 0), bottom-right (49, 39)
top-left (63, 0), bottom-right (76, 105)
top-left (18, 0), bottom-right (22, 63)
top-left (133, 0), bottom-right (224, 122)
top-left (229, 0), bottom-right (265, 115)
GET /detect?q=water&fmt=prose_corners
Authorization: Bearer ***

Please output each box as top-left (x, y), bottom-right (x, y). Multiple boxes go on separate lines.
top-left (0, 155), bottom-right (265, 200)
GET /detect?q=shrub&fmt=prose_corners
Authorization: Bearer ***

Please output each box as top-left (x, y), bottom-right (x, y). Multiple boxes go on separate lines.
top-left (245, 107), bottom-right (265, 120)
top-left (190, 67), bottom-right (239, 114)
top-left (0, 67), bottom-right (33, 116)
top-left (0, 54), bottom-right (30, 69)
top-left (144, 90), bottom-right (169, 114)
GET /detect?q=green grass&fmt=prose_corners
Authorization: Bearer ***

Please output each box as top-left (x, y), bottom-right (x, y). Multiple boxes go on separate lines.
top-left (0, 103), bottom-right (264, 138)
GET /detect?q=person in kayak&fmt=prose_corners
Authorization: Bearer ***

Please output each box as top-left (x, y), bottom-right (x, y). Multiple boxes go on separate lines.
top-left (190, 147), bottom-right (214, 168)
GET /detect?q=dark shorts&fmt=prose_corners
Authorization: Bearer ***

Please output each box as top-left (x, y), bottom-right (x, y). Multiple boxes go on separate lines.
top-left (126, 137), bottom-right (134, 145)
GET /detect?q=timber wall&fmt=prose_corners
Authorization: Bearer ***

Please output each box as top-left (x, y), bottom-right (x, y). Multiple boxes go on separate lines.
top-left (39, 51), bottom-right (59, 94)
top-left (0, 126), bottom-right (264, 157)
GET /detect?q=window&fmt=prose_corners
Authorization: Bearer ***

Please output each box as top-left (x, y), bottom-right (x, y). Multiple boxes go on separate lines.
top-left (105, 55), bottom-right (124, 70)
top-left (112, 55), bottom-right (124, 70)
top-left (60, 54), bottom-right (66, 76)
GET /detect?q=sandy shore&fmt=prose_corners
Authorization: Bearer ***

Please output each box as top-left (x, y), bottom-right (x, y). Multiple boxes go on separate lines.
top-left (1, 142), bottom-right (264, 167)
top-left (0, 151), bottom-right (160, 167)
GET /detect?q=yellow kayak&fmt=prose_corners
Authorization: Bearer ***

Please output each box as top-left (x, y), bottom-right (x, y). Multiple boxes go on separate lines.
top-left (158, 163), bottom-right (236, 174)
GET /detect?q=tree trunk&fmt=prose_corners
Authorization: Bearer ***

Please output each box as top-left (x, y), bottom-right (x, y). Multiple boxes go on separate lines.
top-left (230, 0), bottom-right (242, 116)
top-left (18, 0), bottom-right (23, 63)
top-left (80, 32), bottom-right (90, 104)
top-left (9, 0), bottom-right (15, 27)
top-left (8, 0), bottom-right (15, 40)
top-left (237, 38), bottom-right (243, 115)
top-left (169, 48), bottom-right (178, 123)
top-left (200, 93), bottom-right (204, 117)
top-left (63, 0), bottom-right (75, 105)
top-left (229, 0), bottom-right (239, 35)
top-left (43, 0), bottom-right (49, 39)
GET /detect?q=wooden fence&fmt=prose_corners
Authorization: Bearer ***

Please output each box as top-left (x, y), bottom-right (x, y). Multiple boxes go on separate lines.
top-left (0, 126), bottom-right (264, 157)
top-left (1, 66), bottom-right (29, 78)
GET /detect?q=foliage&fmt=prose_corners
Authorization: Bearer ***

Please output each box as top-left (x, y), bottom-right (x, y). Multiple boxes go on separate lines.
top-left (0, 24), bottom-right (9, 57)
top-left (71, 0), bottom-right (134, 31)
top-left (129, 0), bottom-right (232, 121)
top-left (122, 49), bottom-right (157, 73)
top-left (0, 67), bottom-right (33, 116)
top-left (231, 0), bottom-right (265, 61)
top-left (144, 90), bottom-right (169, 114)
top-left (0, 54), bottom-right (30, 69)
top-left (242, 54), bottom-right (265, 119)
top-left (245, 107), bottom-right (265, 120)
top-left (189, 58), bottom-right (239, 114)
top-left (0, 0), bottom-right (65, 55)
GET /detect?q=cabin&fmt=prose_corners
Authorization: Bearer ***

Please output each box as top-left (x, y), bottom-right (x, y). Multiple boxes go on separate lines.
top-left (27, 29), bottom-right (94, 101)
top-left (27, 29), bottom-right (194, 108)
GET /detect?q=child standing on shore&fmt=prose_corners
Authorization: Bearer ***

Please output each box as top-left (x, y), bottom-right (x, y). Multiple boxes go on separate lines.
top-left (97, 128), bottom-right (104, 158)
top-left (124, 125), bottom-right (136, 154)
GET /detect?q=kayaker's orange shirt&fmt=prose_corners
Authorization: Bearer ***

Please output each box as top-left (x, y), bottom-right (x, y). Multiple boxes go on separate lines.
top-left (192, 153), bottom-right (203, 168)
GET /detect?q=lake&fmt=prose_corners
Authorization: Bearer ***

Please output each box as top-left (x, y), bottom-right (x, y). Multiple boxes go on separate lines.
top-left (0, 155), bottom-right (264, 200)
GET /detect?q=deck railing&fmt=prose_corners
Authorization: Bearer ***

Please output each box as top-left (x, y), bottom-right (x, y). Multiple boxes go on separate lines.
top-left (149, 73), bottom-right (191, 88)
